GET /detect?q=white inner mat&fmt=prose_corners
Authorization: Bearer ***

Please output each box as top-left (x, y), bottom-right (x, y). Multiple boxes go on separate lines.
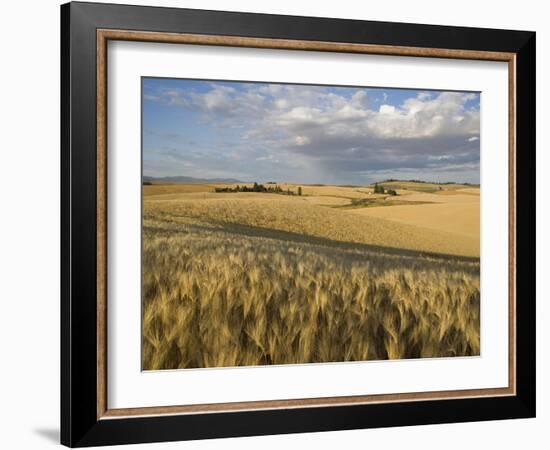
top-left (107, 40), bottom-right (509, 409)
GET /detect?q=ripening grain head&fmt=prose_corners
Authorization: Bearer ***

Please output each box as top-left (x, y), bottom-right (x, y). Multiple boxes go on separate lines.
top-left (142, 210), bottom-right (480, 370)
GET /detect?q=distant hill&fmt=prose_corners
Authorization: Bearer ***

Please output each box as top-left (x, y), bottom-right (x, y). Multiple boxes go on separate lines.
top-left (143, 175), bottom-right (244, 184)
top-left (370, 179), bottom-right (480, 193)
top-left (373, 179), bottom-right (480, 187)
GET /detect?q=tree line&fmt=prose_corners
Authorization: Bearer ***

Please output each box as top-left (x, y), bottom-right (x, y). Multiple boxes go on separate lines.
top-left (215, 182), bottom-right (302, 196)
top-left (373, 183), bottom-right (397, 196)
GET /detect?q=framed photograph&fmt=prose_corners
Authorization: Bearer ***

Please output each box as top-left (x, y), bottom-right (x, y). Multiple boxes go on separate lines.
top-left (61, 2), bottom-right (536, 447)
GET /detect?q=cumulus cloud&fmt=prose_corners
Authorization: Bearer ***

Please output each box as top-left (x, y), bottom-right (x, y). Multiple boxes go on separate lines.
top-left (143, 80), bottom-right (480, 184)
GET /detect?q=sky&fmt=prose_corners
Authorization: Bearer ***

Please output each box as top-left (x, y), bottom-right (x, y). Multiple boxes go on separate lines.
top-left (142, 78), bottom-right (480, 185)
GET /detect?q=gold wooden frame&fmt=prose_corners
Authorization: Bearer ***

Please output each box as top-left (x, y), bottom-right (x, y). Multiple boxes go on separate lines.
top-left (96, 29), bottom-right (516, 420)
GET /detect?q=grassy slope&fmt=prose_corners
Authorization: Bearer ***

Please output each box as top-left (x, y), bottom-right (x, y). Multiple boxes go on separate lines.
top-left (375, 181), bottom-right (478, 193)
top-left (144, 195), bottom-right (479, 257)
top-left (352, 196), bottom-right (480, 239)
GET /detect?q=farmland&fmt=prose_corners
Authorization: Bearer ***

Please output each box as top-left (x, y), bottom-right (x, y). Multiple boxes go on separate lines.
top-left (142, 181), bottom-right (480, 370)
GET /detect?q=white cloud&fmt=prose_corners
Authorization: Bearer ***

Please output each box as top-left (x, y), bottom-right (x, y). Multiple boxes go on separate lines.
top-left (417, 92), bottom-right (432, 100)
top-left (350, 90), bottom-right (368, 109)
top-left (294, 136), bottom-right (311, 146)
top-left (144, 82), bottom-right (480, 183)
top-left (379, 104), bottom-right (396, 115)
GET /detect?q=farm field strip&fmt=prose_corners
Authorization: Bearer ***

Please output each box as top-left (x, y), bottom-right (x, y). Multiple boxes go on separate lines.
top-left (350, 202), bottom-right (480, 239)
top-left (144, 195), bottom-right (479, 257)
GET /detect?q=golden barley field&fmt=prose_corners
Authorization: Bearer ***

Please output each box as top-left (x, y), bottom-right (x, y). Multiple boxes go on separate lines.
top-left (142, 182), bottom-right (480, 370)
top-left (351, 193), bottom-right (480, 239)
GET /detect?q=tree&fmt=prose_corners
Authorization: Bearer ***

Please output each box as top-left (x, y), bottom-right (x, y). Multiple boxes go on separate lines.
top-left (298, 186), bottom-right (302, 196)
top-left (373, 183), bottom-right (385, 194)
top-left (387, 189), bottom-right (397, 196)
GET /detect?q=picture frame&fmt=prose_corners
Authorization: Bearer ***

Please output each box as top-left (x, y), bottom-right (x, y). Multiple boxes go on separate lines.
top-left (61, 1), bottom-right (535, 447)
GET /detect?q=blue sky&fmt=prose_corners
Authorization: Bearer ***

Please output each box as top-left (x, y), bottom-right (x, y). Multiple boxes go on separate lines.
top-left (143, 78), bottom-right (480, 184)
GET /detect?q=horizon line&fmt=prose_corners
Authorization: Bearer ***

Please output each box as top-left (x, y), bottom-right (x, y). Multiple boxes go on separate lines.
top-left (143, 174), bottom-right (480, 186)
